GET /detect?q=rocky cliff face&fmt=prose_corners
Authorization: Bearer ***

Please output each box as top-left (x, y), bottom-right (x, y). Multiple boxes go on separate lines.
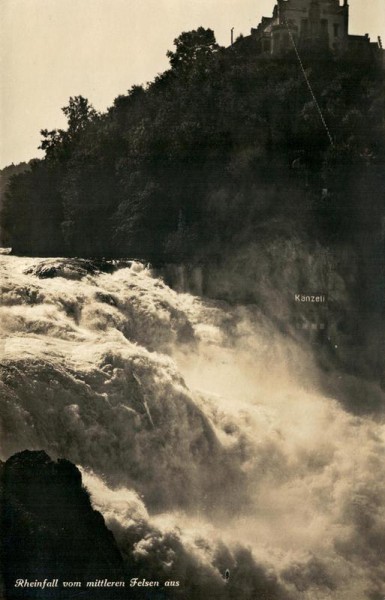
top-left (0, 450), bottom-right (124, 599)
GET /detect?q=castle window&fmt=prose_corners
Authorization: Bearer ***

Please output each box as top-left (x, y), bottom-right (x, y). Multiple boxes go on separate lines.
top-left (321, 19), bottom-right (328, 32)
top-left (334, 23), bottom-right (340, 37)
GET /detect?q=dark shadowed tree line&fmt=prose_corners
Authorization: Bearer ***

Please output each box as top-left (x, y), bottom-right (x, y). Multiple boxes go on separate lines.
top-left (0, 27), bottom-right (384, 264)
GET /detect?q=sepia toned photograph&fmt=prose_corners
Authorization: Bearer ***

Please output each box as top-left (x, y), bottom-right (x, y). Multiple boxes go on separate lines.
top-left (1, 1), bottom-right (385, 598)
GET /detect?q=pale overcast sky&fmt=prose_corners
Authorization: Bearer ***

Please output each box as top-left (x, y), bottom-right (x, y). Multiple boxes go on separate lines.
top-left (1, 0), bottom-right (384, 167)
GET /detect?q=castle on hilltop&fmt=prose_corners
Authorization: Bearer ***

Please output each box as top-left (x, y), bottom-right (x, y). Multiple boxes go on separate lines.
top-left (243, 0), bottom-right (383, 60)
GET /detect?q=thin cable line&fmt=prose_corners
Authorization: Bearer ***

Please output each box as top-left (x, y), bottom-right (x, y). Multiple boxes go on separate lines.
top-left (284, 18), bottom-right (334, 146)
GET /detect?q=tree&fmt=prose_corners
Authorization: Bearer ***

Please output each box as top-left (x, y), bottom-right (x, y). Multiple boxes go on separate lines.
top-left (39, 96), bottom-right (98, 162)
top-left (62, 95), bottom-right (98, 137)
top-left (167, 27), bottom-right (220, 75)
top-left (2, 161), bottom-right (64, 255)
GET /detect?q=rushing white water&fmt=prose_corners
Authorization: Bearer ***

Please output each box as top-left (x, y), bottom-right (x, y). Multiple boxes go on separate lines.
top-left (1, 255), bottom-right (384, 599)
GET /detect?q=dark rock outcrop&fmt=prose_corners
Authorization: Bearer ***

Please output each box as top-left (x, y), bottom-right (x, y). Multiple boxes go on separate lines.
top-left (0, 450), bottom-right (125, 599)
top-left (22, 258), bottom-right (135, 280)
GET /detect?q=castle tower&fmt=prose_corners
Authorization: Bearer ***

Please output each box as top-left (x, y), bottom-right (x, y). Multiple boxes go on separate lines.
top-left (252, 0), bottom-right (350, 56)
top-left (304, 0), bottom-right (329, 50)
top-left (248, 0), bottom-right (383, 63)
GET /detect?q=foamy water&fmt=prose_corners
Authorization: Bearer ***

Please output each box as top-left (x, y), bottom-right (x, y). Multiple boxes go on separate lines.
top-left (1, 255), bottom-right (384, 599)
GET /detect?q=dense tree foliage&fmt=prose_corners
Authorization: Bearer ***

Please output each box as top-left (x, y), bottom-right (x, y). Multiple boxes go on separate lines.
top-left (0, 162), bottom-right (30, 245)
top-left (1, 30), bottom-right (384, 266)
top-left (167, 27), bottom-right (220, 74)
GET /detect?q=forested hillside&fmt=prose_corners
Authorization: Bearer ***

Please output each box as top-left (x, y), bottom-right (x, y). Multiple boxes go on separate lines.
top-left (2, 28), bottom-right (383, 262)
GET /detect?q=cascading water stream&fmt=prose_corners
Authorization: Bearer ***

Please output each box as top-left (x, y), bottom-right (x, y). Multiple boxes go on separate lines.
top-left (1, 255), bottom-right (384, 599)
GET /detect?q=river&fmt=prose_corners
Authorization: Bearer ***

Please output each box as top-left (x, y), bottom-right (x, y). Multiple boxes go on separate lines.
top-left (1, 255), bottom-right (384, 599)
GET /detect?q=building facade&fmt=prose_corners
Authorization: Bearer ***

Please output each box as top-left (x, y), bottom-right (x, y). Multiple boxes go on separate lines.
top-left (249, 0), bottom-right (381, 59)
